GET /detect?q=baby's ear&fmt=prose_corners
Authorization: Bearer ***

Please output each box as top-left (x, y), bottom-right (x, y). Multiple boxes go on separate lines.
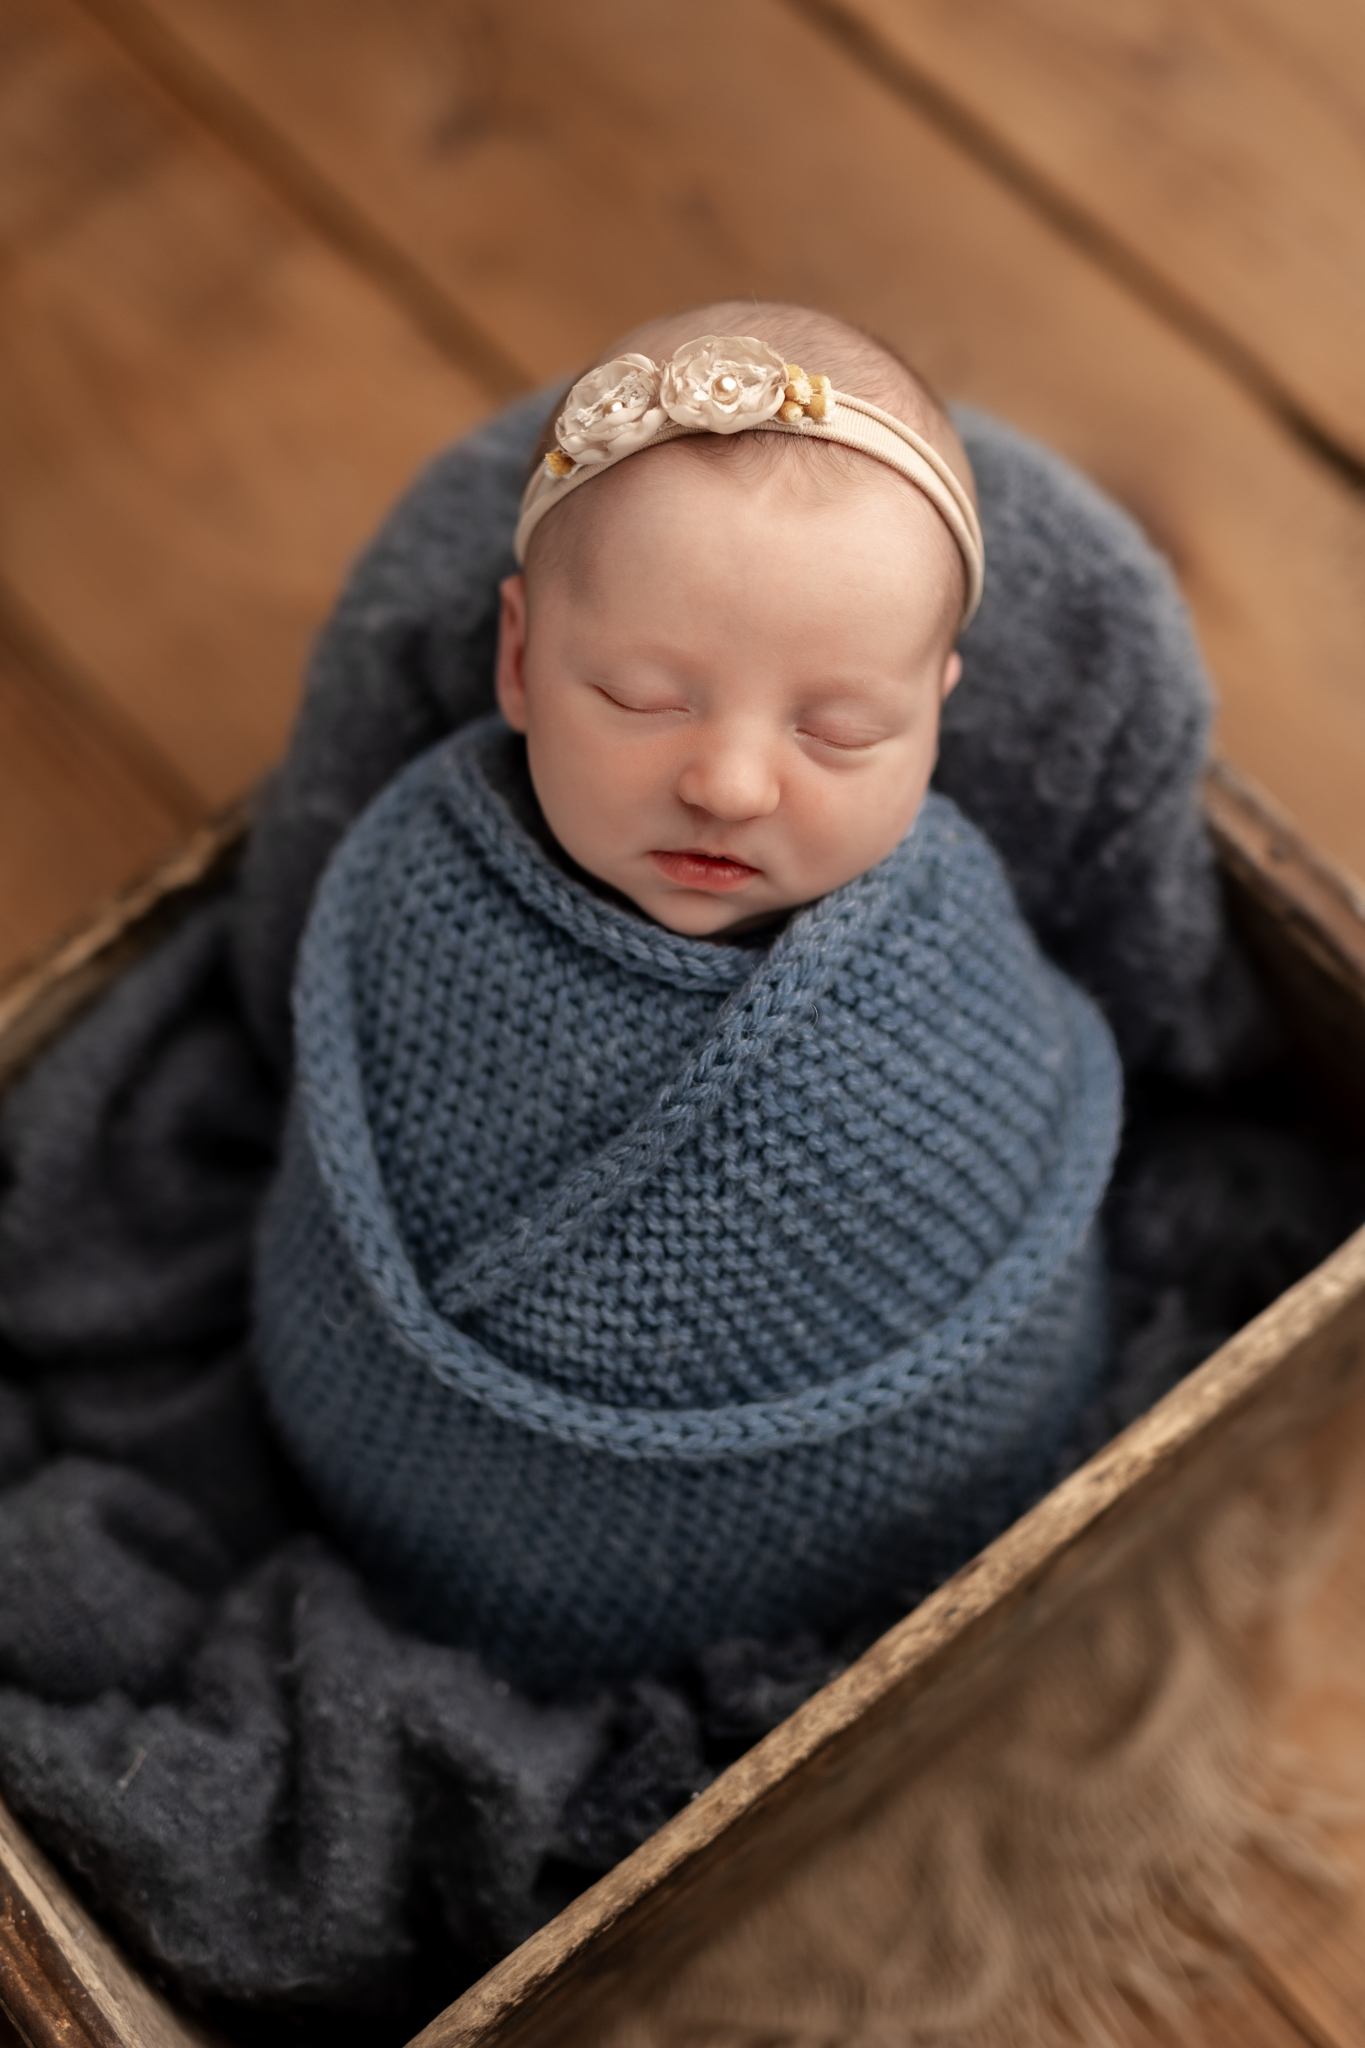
top-left (940, 650), bottom-right (963, 703)
top-left (495, 574), bottom-right (531, 732)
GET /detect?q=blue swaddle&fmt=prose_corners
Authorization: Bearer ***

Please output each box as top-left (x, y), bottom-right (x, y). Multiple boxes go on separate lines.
top-left (256, 715), bottom-right (1121, 1692)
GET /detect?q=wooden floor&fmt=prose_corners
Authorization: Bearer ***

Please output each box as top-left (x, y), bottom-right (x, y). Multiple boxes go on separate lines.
top-left (5, 0), bottom-right (1365, 989)
top-left (4, 0), bottom-right (1365, 2036)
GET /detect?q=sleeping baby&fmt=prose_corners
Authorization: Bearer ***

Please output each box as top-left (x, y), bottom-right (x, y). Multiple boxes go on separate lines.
top-left (255, 304), bottom-right (1122, 1694)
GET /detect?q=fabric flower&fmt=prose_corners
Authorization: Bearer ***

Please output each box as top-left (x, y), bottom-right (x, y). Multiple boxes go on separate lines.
top-left (554, 354), bottom-right (667, 466)
top-left (660, 335), bottom-right (788, 434)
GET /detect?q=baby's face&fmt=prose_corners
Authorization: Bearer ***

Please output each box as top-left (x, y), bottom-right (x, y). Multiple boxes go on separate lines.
top-left (496, 445), bottom-right (963, 937)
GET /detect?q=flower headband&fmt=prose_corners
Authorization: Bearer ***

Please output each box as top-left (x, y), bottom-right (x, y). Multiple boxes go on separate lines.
top-left (514, 333), bottom-right (985, 625)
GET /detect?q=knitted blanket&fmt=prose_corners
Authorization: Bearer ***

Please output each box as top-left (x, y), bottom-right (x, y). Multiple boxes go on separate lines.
top-left (3, 401), bottom-right (1359, 2033)
top-left (258, 719), bottom-right (1121, 1691)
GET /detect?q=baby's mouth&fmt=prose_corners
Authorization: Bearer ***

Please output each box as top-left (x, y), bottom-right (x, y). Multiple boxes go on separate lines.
top-left (651, 849), bottom-right (761, 893)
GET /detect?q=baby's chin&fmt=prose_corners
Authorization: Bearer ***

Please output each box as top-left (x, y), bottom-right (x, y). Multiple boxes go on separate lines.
top-left (622, 879), bottom-right (799, 940)
top-left (562, 833), bottom-right (814, 936)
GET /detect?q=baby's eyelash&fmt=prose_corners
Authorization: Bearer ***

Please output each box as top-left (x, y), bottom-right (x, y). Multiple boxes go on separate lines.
top-left (799, 728), bottom-right (882, 752)
top-left (596, 686), bottom-right (681, 715)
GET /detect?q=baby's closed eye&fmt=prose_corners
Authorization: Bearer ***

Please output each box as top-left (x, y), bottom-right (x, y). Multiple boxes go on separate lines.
top-left (797, 720), bottom-right (890, 752)
top-left (593, 683), bottom-right (688, 716)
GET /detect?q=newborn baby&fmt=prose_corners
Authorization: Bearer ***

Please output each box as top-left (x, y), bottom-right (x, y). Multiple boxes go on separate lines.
top-left (256, 304), bottom-right (1122, 1694)
top-left (498, 326), bottom-right (976, 942)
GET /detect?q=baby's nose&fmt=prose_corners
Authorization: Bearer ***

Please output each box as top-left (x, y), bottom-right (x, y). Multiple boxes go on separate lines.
top-left (676, 736), bottom-right (781, 821)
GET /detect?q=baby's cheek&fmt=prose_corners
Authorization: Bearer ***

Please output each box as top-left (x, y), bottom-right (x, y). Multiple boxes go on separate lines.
top-left (801, 768), bottom-right (901, 867)
top-left (587, 750), bottom-right (658, 852)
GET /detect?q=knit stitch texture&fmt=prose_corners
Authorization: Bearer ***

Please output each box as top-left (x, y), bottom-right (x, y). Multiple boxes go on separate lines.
top-left (257, 719), bottom-right (1122, 1692)
top-left (233, 394), bottom-right (1269, 1084)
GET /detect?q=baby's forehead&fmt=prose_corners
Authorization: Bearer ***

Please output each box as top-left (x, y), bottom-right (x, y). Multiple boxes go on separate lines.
top-left (531, 436), bottom-right (962, 613)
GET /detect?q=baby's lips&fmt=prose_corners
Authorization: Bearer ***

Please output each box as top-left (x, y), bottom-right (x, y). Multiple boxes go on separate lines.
top-left (651, 849), bottom-right (761, 892)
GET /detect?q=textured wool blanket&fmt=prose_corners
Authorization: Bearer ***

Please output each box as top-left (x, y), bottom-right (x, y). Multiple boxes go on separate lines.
top-left (2, 401), bottom-right (1360, 2035)
top-left (258, 718), bottom-right (1122, 1691)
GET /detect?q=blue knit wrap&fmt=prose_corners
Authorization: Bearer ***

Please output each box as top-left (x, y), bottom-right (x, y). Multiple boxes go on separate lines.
top-left (256, 718), bottom-right (1122, 1692)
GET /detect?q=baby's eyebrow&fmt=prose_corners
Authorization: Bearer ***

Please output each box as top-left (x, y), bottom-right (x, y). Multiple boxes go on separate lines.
top-left (795, 677), bottom-right (905, 704)
top-left (591, 644), bottom-right (707, 680)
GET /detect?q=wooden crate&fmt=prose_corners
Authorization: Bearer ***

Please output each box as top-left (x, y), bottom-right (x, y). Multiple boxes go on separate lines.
top-left (2, 761), bottom-right (1365, 2048)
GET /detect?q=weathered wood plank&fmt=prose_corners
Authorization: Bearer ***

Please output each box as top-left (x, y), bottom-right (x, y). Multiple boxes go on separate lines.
top-left (790, 0), bottom-right (1365, 476)
top-left (0, 620), bottom-right (189, 988)
top-left (84, 0), bottom-right (1365, 885)
top-left (0, 0), bottom-right (497, 814)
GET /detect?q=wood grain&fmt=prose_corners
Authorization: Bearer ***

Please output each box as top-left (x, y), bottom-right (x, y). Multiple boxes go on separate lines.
top-left (790, 0), bottom-right (1365, 475)
top-left (0, 0), bottom-right (496, 814)
top-left (0, 618), bottom-right (188, 987)
top-left (81, 0), bottom-right (1365, 886)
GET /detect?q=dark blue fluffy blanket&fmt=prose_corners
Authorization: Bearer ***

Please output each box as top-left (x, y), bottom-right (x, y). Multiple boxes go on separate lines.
top-left (0, 399), bottom-right (1359, 2045)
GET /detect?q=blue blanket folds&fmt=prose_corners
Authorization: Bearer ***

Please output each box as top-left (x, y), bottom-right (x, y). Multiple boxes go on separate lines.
top-left (256, 717), bottom-right (1122, 1691)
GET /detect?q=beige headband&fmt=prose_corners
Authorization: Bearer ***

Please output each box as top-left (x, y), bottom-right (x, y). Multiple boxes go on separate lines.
top-left (513, 334), bottom-right (985, 627)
